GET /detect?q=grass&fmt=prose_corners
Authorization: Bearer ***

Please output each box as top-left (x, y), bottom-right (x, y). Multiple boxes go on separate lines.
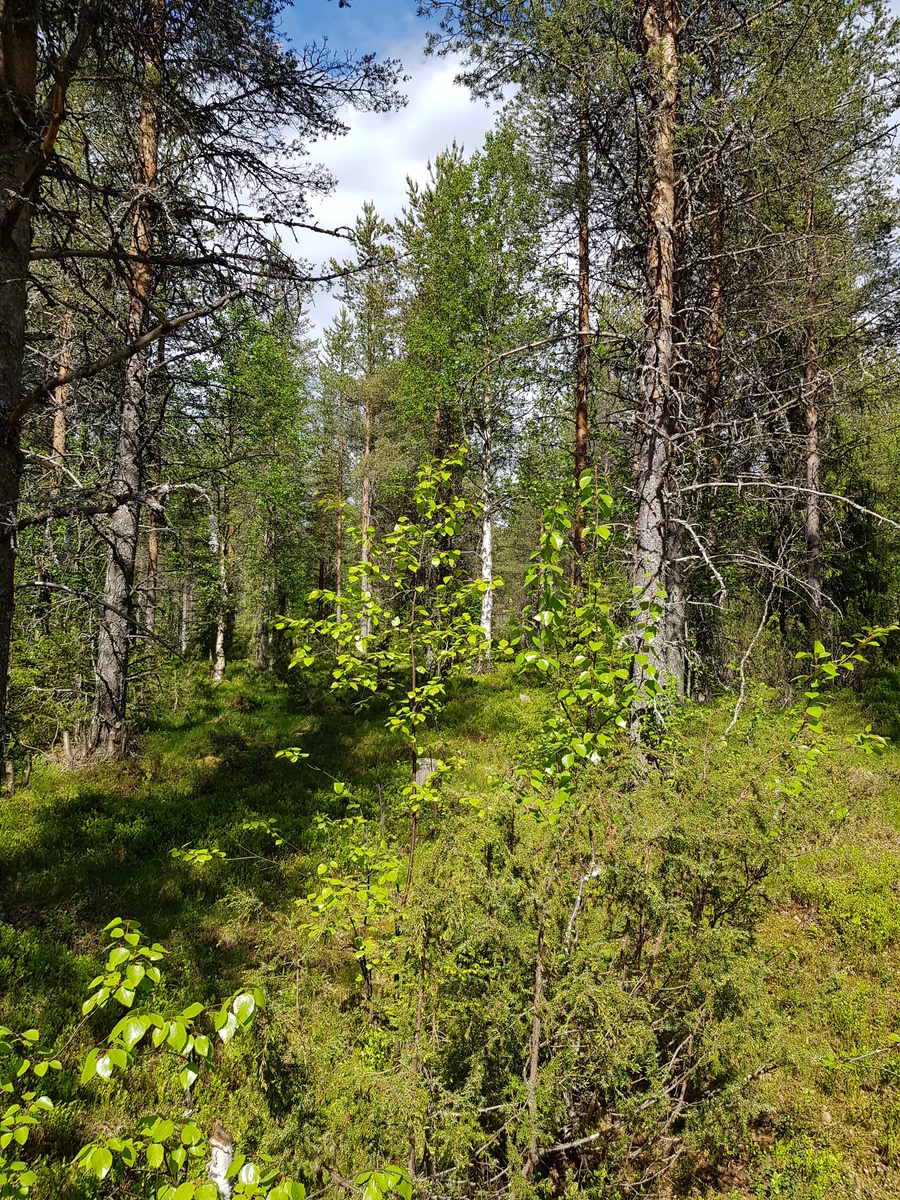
top-left (3, 664), bottom-right (900, 1197)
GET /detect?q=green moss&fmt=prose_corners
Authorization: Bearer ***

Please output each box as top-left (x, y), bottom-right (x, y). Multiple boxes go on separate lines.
top-left (3, 670), bottom-right (900, 1196)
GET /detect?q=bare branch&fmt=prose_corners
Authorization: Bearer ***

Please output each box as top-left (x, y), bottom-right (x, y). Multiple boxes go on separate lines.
top-left (5, 287), bottom-right (244, 434)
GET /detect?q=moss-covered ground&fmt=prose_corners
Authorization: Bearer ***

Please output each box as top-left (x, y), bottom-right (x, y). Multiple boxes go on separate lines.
top-left (4, 664), bottom-right (900, 1198)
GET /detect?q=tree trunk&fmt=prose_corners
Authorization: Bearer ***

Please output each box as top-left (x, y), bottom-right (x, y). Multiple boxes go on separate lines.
top-left (360, 382), bottom-right (373, 647)
top-left (633, 0), bottom-right (679, 703)
top-left (694, 23), bottom-right (725, 696)
top-left (479, 418), bottom-right (494, 657)
top-left (178, 563), bottom-right (192, 655)
top-left (255, 515), bottom-right (273, 668)
top-left (521, 907), bottom-right (545, 1181)
top-left (572, 95), bottom-right (590, 584)
top-left (143, 338), bottom-right (166, 637)
top-left (51, 303), bottom-right (74, 461)
top-left (145, 509), bottom-right (159, 636)
top-left (803, 185), bottom-right (821, 633)
top-left (0, 2), bottom-right (38, 752)
top-left (336, 371), bottom-right (344, 625)
top-left (91, 1), bottom-right (161, 753)
top-left (213, 533), bottom-right (228, 684)
top-left (700, 189), bottom-right (725, 435)
top-left (212, 507), bottom-right (230, 684)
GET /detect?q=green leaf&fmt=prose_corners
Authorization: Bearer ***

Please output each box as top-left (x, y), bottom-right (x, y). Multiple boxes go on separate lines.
top-left (147, 1142), bottom-right (165, 1168)
top-left (108, 1047), bottom-right (127, 1071)
top-left (216, 1012), bottom-right (238, 1044)
top-left (122, 1015), bottom-right (149, 1050)
top-left (239, 1160), bottom-right (260, 1186)
top-left (232, 993), bottom-right (256, 1026)
top-left (167, 1021), bottom-right (187, 1053)
top-left (80, 1050), bottom-right (98, 1085)
top-left (91, 1146), bottom-right (113, 1181)
top-left (180, 1122), bottom-right (203, 1146)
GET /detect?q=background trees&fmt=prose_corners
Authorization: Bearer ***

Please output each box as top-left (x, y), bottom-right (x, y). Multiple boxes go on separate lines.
top-left (1, 0), bottom-right (402, 754)
top-left (5, 3), bottom-right (900, 1198)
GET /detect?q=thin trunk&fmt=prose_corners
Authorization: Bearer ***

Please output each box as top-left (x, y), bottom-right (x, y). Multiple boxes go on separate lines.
top-left (573, 95), bottom-right (590, 584)
top-left (51, 303), bottom-right (74, 461)
top-left (432, 393), bottom-right (442, 457)
top-left (255, 515), bottom-right (273, 668)
top-left (336, 377), bottom-right (344, 625)
top-left (145, 511), bottom-right (159, 635)
top-left (360, 382), bottom-right (373, 647)
top-left (0, 3), bottom-right (38, 751)
top-left (408, 924), bottom-right (428, 1178)
top-left (701, 192), bottom-right (725, 435)
top-left (803, 186), bottom-right (821, 631)
top-left (37, 303), bottom-right (75, 634)
top-left (522, 908), bottom-right (546, 1181)
top-left (144, 337), bottom-right (165, 637)
top-left (695, 22), bottom-right (725, 695)
top-left (479, 419), bottom-right (494, 656)
top-left (662, 523), bottom-right (685, 693)
top-left (213, 512), bottom-right (230, 684)
top-left (633, 0), bottom-right (679, 704)
top-left (178, 565), bottom-right (191, 655)
top-left (91, 0), bottom-right (161, 753)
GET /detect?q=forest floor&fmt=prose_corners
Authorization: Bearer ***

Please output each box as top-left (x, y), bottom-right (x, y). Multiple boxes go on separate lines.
top-left (4, 664), bottom-right (900, 1198)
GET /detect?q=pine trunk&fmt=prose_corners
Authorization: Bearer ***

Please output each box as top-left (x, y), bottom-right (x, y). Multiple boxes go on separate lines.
top-left (633, 0), bottom-right (679, 702)
top-left (0, 2), bottom-right (38, 751)
top-left (335, 374), bottom-right (344, 625)
top-left (803, 186), bottom-right (821, 632)
top-left (91, 2), bottom-right (161, 753)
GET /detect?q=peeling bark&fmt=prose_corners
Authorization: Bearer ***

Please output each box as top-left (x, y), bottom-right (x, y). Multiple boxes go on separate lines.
top-left (633, 0), bottom-right (680, 703)
top-left (91, 0), bottom-right (162, 752)
top-left (573, 95), bottom-right (590, 583)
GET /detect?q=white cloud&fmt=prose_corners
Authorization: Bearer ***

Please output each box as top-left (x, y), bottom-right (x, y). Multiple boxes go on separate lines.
top-left (287, 47), bottom-right (502, 334)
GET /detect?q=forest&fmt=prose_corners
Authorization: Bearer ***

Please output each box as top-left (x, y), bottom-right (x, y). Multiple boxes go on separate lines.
top-left (3, 0), bottom-right (900, 1196)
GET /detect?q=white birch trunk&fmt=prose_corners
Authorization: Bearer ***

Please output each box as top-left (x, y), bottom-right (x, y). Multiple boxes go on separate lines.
top-left (212, 535), bottom-right (227, 684)
top-left (479, 422), bottom-right (494, 658)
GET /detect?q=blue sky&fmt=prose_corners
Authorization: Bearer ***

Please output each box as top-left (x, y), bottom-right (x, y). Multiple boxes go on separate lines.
top-left (279, 0), bottom-right (424, 57)
top-left (274, 1), bottom-right (502, 331)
